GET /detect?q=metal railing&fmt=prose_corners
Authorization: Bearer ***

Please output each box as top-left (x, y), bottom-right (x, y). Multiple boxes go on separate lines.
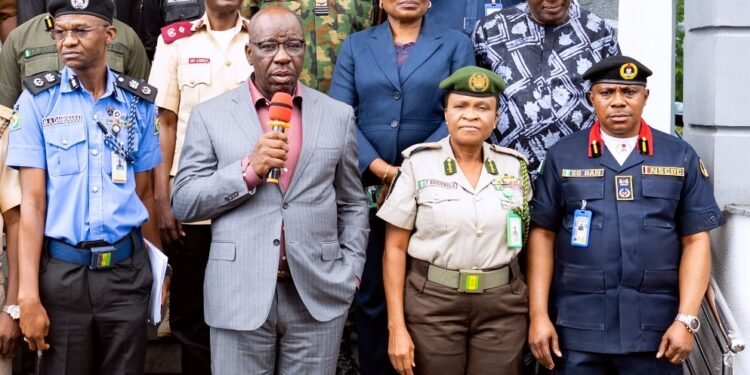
top-left (686, 277), bottom-right (745, 375)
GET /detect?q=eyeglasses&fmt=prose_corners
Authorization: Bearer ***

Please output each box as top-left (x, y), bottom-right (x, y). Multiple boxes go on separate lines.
top-left (49, 25), bottom-right (109, 41)
top-left (250, 39), bottom-right (306, 57)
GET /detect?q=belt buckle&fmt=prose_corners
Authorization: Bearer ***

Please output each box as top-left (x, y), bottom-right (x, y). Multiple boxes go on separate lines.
top-left (458, 269), bottom-right (484, 293)
top-left (90, 245), bottom-right (117, 270)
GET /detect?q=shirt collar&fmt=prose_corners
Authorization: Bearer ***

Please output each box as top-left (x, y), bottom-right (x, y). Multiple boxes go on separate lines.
top-left (248, 73), bottom-right (303, 108)
top-left (194, 11), bottom-right (247, 33)
top-left (59, 66), bottom-right (125, 103)
top-left (588, 119), bottom-right (654, 158)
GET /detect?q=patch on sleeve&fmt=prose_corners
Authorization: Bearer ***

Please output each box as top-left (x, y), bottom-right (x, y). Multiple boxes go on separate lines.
top-left (8, 105), bottom-right (20, 132)
top-left (699, 159), bottom-right (709, 179)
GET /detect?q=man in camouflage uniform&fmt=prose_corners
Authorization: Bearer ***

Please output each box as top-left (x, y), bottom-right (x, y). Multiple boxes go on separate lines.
top-left (242, 0), bottom-right (373, 93)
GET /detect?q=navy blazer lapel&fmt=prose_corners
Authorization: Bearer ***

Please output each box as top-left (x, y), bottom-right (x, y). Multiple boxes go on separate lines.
top-left (399, 20), bottom-right (444, 84)
top-left (286, 86), bottom-right (321, 196)
top-left (228, 83), bottom-right (263, 143)
top-left (368, 23), bottom-right (400, 90)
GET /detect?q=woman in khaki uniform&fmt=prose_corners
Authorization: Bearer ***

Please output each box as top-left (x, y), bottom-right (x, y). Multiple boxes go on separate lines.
top-left (378, 66), bottom-right (531, 375)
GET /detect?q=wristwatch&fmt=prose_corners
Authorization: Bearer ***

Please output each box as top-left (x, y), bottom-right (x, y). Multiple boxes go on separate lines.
top-left (675, 313), bottom-right (700, 333)
top-left (2, 305), bottom-right (20, 320)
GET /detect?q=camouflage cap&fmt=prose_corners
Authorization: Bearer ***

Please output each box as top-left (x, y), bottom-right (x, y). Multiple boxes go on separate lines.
top-left (583, 55), bottom-right (652, 86)
top-left (439, 66), bottom-right (506, 97)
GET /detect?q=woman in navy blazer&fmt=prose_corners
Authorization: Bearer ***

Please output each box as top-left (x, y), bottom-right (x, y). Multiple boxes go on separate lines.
top-left (330, 1), bottom-right (474, 373)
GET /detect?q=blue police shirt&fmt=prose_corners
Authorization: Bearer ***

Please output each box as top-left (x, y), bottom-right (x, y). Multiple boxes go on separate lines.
top-left (7, 66), bottom-right (162, 245)
top-left (531, 122), bottom-right (723, 354)
top-left (426, 0), bottom-right (524, 35)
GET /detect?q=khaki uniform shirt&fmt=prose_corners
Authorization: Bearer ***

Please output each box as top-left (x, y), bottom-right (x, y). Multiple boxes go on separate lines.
top-left (149, 12), bottom-right (252, 176)
top-left (0, 14), bottom-right (150, 108)
top-left (377, 137), bottom-right (532, 270)
top-left (0, 106), bottom-right (22, 274)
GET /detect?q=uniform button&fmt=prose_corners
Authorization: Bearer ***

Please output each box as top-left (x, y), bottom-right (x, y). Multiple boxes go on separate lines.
top-left (710, 215), bottom-right (717, 224)
top-left (471, 266), bottom-right (478, 270)
top-left (273, 239), bottom-right (280, 246)
top-left (91, 150), bottom-right (99, 156)
top-left (475, 230), bottom-right (483, 237)
top-left (91, 186), bottom-right (99, 193)
top-left (475, 196), bottom-right (481, 202)
top-left (390, 120), bottom-right (399, 128)
top-left (282, 256), bottom-right (287, 260)
top-left (282, 203), bottom-right (289, 209)
top-left (190, 80), bottom-right (195, 85)
top-left (393, 91), bottom-right (401, 100)
top-left (62, 140), bottom-right (68, 146)
top-left (225, 60), bottom-right (232, 67)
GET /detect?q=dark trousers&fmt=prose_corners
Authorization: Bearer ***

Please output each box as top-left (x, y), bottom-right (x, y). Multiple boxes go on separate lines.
top-left (167, 225), bottom-right (211, 375)
top-left (39, 240), bottom-right (152, 375)
top-left (405, 259), bottom-right (528, 375)
top-left (354, 212), bottom-right (397, 375)
top-left (554, 350), bottom-right (683, 375)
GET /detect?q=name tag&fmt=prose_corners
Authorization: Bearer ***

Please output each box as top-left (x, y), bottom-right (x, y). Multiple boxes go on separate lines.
top-left (642, 166), bottom-right (685, 177)
top-left (188, 57), bottom-right (210, 64)
top-left (561, 168), bottom-right (604, 178)
top-left (42, 114), bottom-right (83, 127)
top-left (417, 179), bottom-right (457, 190)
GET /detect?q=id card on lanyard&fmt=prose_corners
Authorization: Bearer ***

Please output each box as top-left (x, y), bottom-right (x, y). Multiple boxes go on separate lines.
top-left (571, 200), bottom-right (592, 247)
top-left (485, 0), bottom-right (503, 16)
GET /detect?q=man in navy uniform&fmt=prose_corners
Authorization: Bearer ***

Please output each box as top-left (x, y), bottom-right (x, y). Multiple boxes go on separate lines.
top-left (527, 56), bottom-right (723, 374)
top-left (6, 0), bottom-right (161, 373)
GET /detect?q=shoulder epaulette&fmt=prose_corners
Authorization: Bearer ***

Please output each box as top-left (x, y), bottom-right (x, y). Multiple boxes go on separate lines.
top-left (402, 142), bottom-right (442, 158)
top-left (160, 20), bottom-right (194, 44)
top-left (23, 71), bottom-right (61, 95)
top-left (115, 75), bottom-right (157, 103)
top-left (490, 144), bottom-right (529, 164)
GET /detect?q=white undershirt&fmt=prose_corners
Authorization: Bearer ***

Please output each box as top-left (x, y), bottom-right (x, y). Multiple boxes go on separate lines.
top-left (600, 131), bottom-right (638, 166)
top-left (209, 28), bottom-right (236, 52)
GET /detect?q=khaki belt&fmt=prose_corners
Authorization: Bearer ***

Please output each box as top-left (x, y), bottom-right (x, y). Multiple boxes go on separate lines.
top-left (426, 263), bottom-right (510, 294)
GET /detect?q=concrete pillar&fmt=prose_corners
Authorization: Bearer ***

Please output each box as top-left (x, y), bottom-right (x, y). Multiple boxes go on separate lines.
top-left (684, 1), bottom-right (750, 372)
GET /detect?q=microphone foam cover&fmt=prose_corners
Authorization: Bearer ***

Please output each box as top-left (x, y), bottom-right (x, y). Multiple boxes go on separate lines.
top-left (269, 92), bottom-right (293, 122)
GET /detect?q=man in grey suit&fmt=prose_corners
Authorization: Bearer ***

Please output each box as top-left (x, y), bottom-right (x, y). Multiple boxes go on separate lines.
top-left (171, 7), bottom-right (369, 374)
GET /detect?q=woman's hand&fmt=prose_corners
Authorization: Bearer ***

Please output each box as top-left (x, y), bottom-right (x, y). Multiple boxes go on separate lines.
top-left (388, 325), bottom-right (416, 374)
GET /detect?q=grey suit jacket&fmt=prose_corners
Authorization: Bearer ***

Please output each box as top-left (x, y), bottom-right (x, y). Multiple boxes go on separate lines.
top-left (171, 82), bottom-right (369, 330)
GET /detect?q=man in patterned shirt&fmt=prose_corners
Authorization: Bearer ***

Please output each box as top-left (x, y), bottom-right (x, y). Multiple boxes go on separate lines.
top-left (473, 0), bottom-right (620, 175)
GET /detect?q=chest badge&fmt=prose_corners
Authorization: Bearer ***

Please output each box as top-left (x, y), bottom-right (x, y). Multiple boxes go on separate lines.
top-left (615, 175), bottom-right (634, 201)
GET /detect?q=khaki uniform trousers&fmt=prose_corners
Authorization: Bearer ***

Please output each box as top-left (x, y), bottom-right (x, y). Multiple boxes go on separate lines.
top-left (404, 258), bottom-right (528, 375)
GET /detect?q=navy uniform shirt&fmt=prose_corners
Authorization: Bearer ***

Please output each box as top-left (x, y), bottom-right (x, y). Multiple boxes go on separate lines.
top-left (7, 66), bottom-right (162, 245)
top-left (531, 121), bottom-right (723, 354)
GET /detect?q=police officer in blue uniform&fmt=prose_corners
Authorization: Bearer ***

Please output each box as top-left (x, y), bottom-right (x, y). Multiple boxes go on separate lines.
top-left (526, 56), bottom-right (723, 374)
top-left (6, 0), bottom-right (161, 373)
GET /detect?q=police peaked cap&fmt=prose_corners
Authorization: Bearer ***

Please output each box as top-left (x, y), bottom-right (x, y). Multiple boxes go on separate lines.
top-left (583, 55), bottom-right (653, 86)
top-left (439, 66), bottom-right (506, 97)
top-left (48, 0), bottom-right (115, 24)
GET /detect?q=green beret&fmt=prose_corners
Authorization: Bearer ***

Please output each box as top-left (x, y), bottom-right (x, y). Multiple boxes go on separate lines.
top-left (47, 0), bottom-right (115, 24)
top-left (439, 66), bottom-right (505, 97)
top-left (583, 55), bottom-right (652, 86)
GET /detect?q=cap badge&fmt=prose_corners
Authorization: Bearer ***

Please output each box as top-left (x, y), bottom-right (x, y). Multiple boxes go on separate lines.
top-left (70, 0), bottom-right (89, 10)
top-left (468, 73), bottom-right (490, 92)
top-left (620, 63), bottom-right (638, 80)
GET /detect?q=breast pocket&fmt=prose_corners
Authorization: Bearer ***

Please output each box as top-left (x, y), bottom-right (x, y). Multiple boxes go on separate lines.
top-left (177, 64), bottom-right (212, 105)
top-left (23, 52), bottom-right (60, 77)
top-left (43, 124), bottom-right (87, 176)
top-left (641, 178), bottom-right (682, 228)
top-left (416, 188), bottom-right (459, 234)
top-left (561, 180), bottom-right (605, 230)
